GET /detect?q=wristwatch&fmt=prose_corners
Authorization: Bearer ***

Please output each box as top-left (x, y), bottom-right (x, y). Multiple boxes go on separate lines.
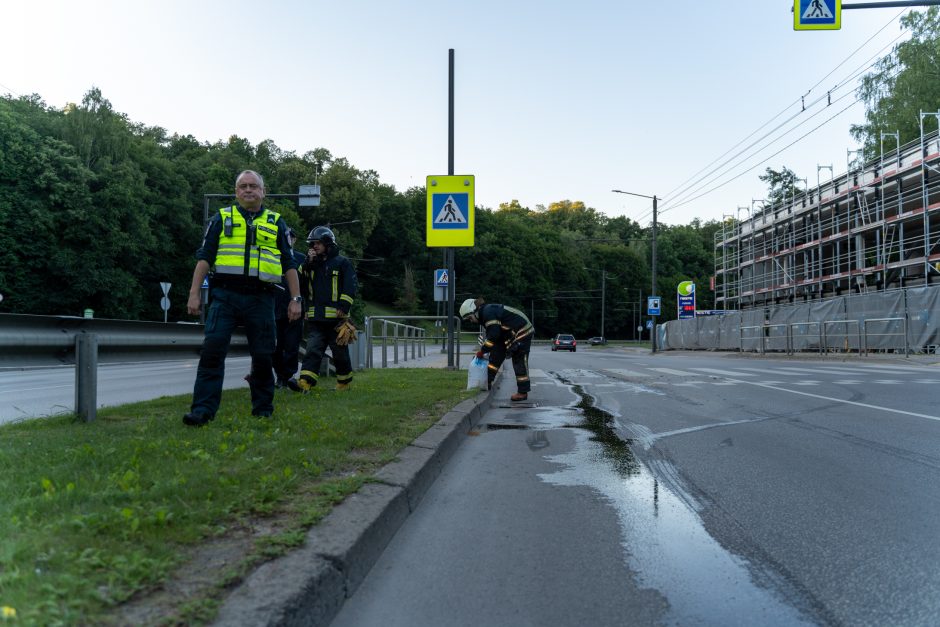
top-left (291, 295), bottom-right (302, 303)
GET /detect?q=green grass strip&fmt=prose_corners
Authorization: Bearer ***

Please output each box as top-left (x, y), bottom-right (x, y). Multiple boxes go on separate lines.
top-left (0, 368), bottom-right (473, 625)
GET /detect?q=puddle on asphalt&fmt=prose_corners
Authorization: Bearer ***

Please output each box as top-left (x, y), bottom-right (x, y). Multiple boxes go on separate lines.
top-left (533, 376), bottom-right (813, 626)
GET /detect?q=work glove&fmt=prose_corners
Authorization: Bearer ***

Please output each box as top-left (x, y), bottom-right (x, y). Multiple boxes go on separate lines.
top-left (475, 350), bottom-right (485, 359)
top-left (477, 334), bottom-right (485, 346)
top-left (334, 318), bottom-right (358, 346)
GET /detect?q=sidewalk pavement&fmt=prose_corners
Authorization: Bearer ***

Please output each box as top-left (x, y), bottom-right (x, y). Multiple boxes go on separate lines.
top-left (211, 358), bottom-right (495, 627)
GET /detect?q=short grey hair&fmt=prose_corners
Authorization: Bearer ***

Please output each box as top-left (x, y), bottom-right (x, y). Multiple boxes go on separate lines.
top-left (235, 170), bottom-right (265, 189)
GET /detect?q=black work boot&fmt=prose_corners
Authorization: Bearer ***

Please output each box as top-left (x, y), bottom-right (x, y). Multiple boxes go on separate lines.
top-left (183, 412), bottom-right (212, 427)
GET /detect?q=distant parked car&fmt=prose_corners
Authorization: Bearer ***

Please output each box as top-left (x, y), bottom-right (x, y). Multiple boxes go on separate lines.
top-left (588, 336), bottom-right (607, 346)
top-left (552, 334), bottom-right (577, 352)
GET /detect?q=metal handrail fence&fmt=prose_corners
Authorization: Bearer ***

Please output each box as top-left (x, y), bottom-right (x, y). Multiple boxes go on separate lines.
top-left (822, 320), bottom-right (862, 354)
top-left (364, 315), bottom-right (466, 369)
top-left (862, 317), bottom-right (908, 355)
top-left (788, 322), bottom-right (823, 355)
top-left (739, 325), bottom-right (764, 353)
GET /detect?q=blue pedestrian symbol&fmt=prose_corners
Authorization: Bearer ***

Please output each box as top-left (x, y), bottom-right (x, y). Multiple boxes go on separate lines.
top-left (431, 193), bottom-right (469, 230)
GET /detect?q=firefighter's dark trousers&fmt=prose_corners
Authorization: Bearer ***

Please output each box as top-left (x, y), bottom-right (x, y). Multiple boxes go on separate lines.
top-left (486, 334), bottom-right (532, 393)
top-left (298, 320), bottom-right (353, 388)
top-left (190, 287), bottom-right (275, 418)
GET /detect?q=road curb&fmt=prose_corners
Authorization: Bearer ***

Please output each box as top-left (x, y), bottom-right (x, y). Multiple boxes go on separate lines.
top-left (211, 385), bottom-right (496, 627)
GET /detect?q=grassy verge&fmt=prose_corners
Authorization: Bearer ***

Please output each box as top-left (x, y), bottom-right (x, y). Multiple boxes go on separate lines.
top-left (0, 368), bottom-right (473, 625)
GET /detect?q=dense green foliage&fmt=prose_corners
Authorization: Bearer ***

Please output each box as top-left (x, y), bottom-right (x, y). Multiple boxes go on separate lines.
top-left (0, 89), bottom-right (720, 339)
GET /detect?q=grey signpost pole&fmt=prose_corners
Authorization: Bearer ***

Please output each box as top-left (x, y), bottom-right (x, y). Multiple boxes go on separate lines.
top-left (612, 189), bottom-right (658, 353)
top-left (446, 48), bottom-right (456, 370)
top-left (75, 333), bottom-right (98, 422)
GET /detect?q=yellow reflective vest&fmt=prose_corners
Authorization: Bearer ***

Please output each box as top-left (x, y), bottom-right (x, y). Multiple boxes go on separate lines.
top-left (213, 206), bottom-right (283, 283)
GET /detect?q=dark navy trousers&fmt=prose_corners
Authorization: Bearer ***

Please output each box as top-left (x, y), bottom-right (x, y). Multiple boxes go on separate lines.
top-left (190, 287), bottom-right (276, 418)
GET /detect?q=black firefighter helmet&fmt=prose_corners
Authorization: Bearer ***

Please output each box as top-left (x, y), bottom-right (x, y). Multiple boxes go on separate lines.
top-left (306, 226), bottom-right (337, 246)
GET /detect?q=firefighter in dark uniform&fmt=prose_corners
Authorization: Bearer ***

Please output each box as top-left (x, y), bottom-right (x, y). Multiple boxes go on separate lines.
top-left (297, 226), bottom-right (358, 391)
top-left (459, 297), bottom-right (534, 401)
top-left (184, 170), bottom-right (302, 426)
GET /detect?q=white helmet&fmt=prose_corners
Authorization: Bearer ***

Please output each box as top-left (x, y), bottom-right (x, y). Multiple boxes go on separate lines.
top-left (459, 298), bottom-right (477, 320)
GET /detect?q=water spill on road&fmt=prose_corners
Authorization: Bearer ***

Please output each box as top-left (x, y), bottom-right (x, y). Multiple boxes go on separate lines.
top-left (535, 377), bottom-right (813, 626)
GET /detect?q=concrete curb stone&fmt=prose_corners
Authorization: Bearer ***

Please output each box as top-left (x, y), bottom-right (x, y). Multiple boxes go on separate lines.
top-left (211, 385), bottom-right (495, 626)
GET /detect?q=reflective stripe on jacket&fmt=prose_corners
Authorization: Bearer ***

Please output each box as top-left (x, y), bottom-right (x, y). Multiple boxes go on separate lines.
top-left (302, 250), bottom-right (358, 320)
top-left (480, 304), bottom-right (534, 352)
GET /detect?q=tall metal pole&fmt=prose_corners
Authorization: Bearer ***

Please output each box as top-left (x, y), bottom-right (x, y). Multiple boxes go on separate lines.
top-left (601, 269), bottom-right (606, 340)
top-left (651, 195), bottom-right (658, 353)
top-left (446, 49), bottom-right (456, 369)
top-left (612, 189), bottom-right (658, 353)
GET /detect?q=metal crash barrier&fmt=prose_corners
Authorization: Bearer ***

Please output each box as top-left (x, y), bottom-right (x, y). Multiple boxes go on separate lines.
top-left (0, 313), bottom-right (249, 422)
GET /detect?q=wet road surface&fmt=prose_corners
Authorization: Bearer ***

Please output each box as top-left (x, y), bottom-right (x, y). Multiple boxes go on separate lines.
top-left (331, 348), bottom-right (940, 626)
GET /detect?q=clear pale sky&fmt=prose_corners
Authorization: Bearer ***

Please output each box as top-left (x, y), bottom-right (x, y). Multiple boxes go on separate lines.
top-left (2, 1), bottom-right (914, 227)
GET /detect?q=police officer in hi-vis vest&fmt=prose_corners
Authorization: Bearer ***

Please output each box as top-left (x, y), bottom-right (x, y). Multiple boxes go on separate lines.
top-left (184, 170), bottom-right (302, 426)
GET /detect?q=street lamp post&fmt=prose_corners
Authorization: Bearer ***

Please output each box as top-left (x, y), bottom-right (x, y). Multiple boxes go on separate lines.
top-left (612, 189), bottom-right (658, 352)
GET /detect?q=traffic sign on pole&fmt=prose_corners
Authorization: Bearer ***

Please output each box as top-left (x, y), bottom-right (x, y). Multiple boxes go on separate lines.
top-left (794, 0), bottom-right (840, 30)
top-left (426, 175), bottom-right (475, 247)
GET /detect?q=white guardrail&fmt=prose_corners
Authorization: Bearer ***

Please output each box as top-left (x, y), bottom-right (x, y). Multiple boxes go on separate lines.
top-left (0, 313), bottom-right (473, 422)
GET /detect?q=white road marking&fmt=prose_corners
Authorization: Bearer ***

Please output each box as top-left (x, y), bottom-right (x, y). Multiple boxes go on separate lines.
top-left (650, 368), bottom-right (701, 376)
top-left (690, 368), bottom-right (759, 377)
top-left (606, 369), bottom-right (653, 378)
top-left (739, 378), bottom-right (940, 422)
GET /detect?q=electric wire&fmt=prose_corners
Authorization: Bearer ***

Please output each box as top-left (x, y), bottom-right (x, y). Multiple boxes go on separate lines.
top-left (656, 11), bottom-right (908, 218)
top-left (625, 9), bottom-right (910, 224)
top-left (651, 33), bottom-right (907, 221)
top-left (660, 64), bottom-right (898, 215)
top-left (658, 14), bottom-right (904, 208)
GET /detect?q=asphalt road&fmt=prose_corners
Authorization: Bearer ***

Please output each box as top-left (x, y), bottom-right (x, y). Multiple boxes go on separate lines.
top-left (331, 347), bottom-right (940, 626)
top-left (0, 357), bottom-right (252, 424)
top-left (0, 344), bottom-right (455, 425)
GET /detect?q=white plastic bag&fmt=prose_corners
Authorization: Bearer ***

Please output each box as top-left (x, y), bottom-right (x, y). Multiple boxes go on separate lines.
top-left (467, 356), bottom-right (488, 390)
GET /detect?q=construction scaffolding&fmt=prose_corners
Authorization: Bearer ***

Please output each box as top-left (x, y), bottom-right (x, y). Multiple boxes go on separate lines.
top-left (714, 117), bottom-right (940, 309)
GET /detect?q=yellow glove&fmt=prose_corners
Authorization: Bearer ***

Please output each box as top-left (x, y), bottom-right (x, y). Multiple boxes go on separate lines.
top-left (334, 318), bottom-right (357, 346)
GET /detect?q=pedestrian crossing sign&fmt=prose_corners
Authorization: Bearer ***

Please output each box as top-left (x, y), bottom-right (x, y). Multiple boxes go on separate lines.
top-left (794, 0), bottom-right (840, 30)
top-left (426, 175), bottom-right (475, 247)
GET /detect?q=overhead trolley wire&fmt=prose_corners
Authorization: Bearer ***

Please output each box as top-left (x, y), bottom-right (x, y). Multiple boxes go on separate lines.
top-left (625, 10), bottom-right (909, 224)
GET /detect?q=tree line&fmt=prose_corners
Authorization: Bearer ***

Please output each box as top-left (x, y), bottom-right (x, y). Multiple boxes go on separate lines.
top-left (0, 89), bottom-right (719, 339)
top-left (1, 8), bottom-right (934, 339)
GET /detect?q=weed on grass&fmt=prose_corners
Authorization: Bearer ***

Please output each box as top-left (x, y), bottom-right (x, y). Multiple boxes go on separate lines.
top-left (0, 368), bottom-right (473, 625)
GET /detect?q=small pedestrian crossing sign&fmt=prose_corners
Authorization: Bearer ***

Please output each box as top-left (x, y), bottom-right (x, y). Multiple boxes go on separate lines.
top-left (794, 0), bottom-right (840, 30)
top-left (426, 175), bottom-right (475, 247)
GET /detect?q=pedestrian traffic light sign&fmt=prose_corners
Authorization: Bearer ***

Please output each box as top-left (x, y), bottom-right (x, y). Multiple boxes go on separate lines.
top-left (427, 175), bottom-right (475, 247)
top-left (794, 0), bottom-right (840, 30)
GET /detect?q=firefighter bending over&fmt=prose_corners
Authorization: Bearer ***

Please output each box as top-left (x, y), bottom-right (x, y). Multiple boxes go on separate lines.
top-left (459, 297), bottom-right (534, 401)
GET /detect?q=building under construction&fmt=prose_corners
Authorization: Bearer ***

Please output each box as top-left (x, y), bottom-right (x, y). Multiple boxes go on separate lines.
top-left (714, 123), bottom-right (940, 310)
